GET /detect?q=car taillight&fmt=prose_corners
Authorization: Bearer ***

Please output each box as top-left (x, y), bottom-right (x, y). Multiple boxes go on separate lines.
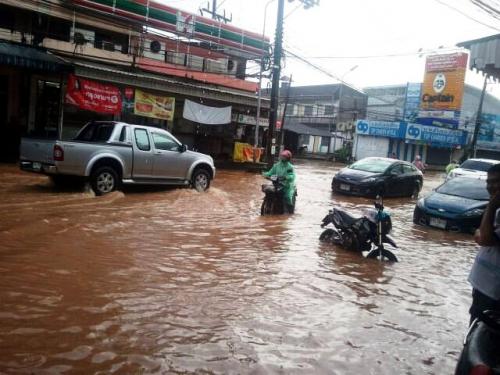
top-left (469, 364), bottom-right (493, 375)
top-left (53, 145), bottom-right (64, 161)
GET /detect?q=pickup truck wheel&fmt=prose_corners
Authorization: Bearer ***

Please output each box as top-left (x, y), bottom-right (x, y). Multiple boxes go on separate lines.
top-left (192, 168), bottom-right (211, 192)
top-left (91, 166), bottom-right (118, 196)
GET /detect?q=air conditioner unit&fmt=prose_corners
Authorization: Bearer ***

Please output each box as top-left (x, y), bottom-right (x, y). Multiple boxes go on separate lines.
top-left (166, 52), bottom-right (186, 65)
top-left (186, 54), bottom-right (203, 71)
top-left (143, 39), bottom-right (165, 61)
top-left (227, 58), bottom-right (239, 75)
top-left (71, 27), bottom-right (95, 46)
top-left (205, 58), bottom-right (228, 74)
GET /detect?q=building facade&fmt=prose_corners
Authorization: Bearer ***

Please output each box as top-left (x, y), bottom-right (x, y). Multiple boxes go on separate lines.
top-left (0, 0), bottom-right (271, 161)
top-left (356, 83), bottom-right (500, 164)
top-left (275, 83), bottom-right (367, 157)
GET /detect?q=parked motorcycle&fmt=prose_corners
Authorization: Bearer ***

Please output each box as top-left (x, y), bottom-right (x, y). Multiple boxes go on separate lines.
top-left (261, 175), bottom-right (296, 215)
top-left (455, 310), bottom-right (500, 374)
top-left (319, 197), bottom-right (398, 261)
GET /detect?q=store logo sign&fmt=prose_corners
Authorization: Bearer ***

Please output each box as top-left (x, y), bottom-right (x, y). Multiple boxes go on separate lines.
top-left (433, 73), bottom-right (446, 94)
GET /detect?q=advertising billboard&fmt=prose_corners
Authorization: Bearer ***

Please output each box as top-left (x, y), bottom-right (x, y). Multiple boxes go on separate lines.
top-left (403, 83), bottom-right (421, 122)
top-left (65, 74), bottom-right (122, 114)
top-left (418, 53), bottom-right (468, 129)
top-left (477, 113), bottom-right (500, 151)
top-left (134, 89), bottom-right (175, 121)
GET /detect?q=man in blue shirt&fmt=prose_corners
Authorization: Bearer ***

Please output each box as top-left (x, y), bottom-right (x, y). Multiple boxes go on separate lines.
top-left (468, 164), bottom-right (500, 324)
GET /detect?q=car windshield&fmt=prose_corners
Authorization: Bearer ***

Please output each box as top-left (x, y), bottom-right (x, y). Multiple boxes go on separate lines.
top-left (437, 178), bottom-right (489, 200)
top-left (349, 158), bottom-right (393, 173)
top-left (460, 160), bottom-right (497, 172)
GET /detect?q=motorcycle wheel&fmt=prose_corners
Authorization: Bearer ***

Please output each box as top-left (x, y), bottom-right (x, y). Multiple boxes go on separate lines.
top-left (342, 230), bottom-right (359, 251)
top-left (366, 248), bottom-right (398, 262)
top-left (319, 228), bottom-right (341, 243)
top-left (261, 197), bottom-right (274, 215)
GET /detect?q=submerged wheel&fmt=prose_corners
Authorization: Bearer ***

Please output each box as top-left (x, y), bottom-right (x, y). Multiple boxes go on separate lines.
top-left (366, 248), bottom-right (398, 262)
top-left (342, 230), bottom-right (359, 251)
top-left (411, 182), bottom-right (421, 198)
top-left (192, 168), bottom-right (211, 192)
top-left (261, 197), bottom-right (274, 215)
top-left (319, 228), bottom-right (341, 243)
top-left (91, 166), bottom-right (119, 196)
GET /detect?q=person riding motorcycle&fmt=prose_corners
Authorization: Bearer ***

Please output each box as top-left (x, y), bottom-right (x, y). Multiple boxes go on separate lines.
top-left (262, 150), bottom-right (297, 213)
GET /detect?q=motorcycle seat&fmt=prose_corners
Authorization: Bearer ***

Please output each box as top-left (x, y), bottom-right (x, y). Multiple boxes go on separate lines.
top-left (335, 209), bottom-right (361, 226)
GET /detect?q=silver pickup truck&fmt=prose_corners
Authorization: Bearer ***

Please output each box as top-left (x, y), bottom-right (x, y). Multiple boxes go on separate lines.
top-left (20, 121), bottom-right (215, 195)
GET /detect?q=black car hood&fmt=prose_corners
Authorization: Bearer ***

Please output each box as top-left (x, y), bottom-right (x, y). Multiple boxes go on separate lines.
top-left (335, 168), bottom-right (381, 182)
top-left (423, 192), bottom-right (487, 214)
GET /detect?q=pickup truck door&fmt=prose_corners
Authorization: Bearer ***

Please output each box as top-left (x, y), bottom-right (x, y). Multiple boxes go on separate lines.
top-left (151, 131), bottom-right (189, 180)
top-left (132, 128), bottom-right (154, 178)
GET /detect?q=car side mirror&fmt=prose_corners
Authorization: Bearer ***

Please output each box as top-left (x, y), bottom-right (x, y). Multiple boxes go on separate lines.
top-left (389, 169), bottom-right (398, 176)
top-left (179, 144), bottom-right (188, 153)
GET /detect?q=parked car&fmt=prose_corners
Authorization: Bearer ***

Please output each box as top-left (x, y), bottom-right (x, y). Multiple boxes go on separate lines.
top-left (331, 157), bottom-right (423, 198)
top-left (20, 121), bottom-right (215, 195)
top-left (447, 158), bottom-right (499, 180)
top-left (413, 177), bottom-right (488, 233)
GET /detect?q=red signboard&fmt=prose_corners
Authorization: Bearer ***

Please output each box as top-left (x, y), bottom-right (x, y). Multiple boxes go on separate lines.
top-left (65, 74), bottom-right (122, 114)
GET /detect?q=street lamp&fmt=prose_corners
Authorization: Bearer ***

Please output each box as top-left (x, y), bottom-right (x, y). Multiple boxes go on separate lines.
top-left (254, 0), bottom-right (275, 155)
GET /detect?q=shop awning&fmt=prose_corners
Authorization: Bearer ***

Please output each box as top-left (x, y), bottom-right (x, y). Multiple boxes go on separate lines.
top-left (457, 34), bottom-right (500, 80)
top-left (0, 42), bottom-right (72, 72)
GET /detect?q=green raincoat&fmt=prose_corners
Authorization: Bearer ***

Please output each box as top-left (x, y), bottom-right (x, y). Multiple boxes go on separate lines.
top-left (262, 160), bottom-right (296, 205)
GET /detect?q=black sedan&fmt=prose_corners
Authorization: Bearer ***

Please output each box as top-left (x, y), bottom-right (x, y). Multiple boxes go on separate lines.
top-left (413, 177), bottom-right (488, 234)
top-left (331, 157), bottom-right (423, 198)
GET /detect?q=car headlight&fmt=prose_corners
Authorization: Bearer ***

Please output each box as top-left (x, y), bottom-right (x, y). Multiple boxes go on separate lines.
top-left (417, 198), bottom-right (425, 209)
top-left (462, 208), bottom-right (485, 217)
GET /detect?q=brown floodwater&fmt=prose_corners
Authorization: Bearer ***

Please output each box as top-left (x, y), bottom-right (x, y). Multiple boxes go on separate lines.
top-left (0, 161), bottom-right (477, 374)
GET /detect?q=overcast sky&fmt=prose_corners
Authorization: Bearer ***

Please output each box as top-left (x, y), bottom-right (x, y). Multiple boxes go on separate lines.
top-left (160, 0), bottom-right (500, 97)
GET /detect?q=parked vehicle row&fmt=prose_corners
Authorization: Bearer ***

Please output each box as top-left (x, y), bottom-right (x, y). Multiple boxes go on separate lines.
top-left (20, 121), bottom-right (216, 195)
top-left (330, 156), bottom-right (499, 235)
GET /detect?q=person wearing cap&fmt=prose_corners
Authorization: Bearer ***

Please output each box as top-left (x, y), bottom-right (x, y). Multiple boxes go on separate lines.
top-left (262, 150), bottom-right (297, 213)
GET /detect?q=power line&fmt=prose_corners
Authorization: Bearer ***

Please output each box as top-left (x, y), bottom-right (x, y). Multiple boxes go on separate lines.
top-left (432, 0), bottom-right (500, 31)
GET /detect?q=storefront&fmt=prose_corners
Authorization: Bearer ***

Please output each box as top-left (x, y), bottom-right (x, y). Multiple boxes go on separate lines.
top-left (355, 120), bottom-right (468, 165)
top-left (0, 41), bottom-right (72, 160)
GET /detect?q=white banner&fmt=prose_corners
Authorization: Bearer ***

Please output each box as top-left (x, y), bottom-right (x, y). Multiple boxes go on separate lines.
top-left (183, 99), bottom-right (232, 125)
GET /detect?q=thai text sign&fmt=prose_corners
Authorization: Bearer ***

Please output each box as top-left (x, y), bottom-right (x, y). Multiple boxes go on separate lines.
top-left (134, 89), bottom-right (175, 121)
top-left (405, 123), bottom-right (467, 146)
top-left (65, 74), bottom-right (122, 114)
top-left (356, 120), bottom-right (406, 139)
top-left (420, 53), bottom-right (468, 113)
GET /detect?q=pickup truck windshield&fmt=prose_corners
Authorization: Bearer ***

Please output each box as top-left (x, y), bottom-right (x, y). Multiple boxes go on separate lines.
top-left (74, 123), bottom-right (115, 142)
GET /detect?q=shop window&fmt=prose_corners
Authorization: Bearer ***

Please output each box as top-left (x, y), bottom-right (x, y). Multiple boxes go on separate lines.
top-left (324, 105), bottom-right (334, 115)
top-left (134, 128), bottom-right (151, 151)
top-left (304, 105), bottom-right (313, 116)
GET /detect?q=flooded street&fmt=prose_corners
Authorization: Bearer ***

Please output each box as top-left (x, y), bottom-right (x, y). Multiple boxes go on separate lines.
top-left (0, 161), bottom-right (476, 374)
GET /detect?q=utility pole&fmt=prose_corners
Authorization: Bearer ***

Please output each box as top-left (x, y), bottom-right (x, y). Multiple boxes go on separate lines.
top-left (279, 74), bottom-right (293, 151)
top-left (200, 1), bottom-right (232, 23)
top-left (265, 0), bottom-right (319, 167)
top-left (468, 74), bottom-right (489, 159)
top-left (266, 0), bottom-right (285, 167)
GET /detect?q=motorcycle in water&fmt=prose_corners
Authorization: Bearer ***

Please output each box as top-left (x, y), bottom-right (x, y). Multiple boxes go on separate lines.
top-left (319, 196), bottom-right (398, 262)
top-left (261, 175), bottom-right (296, 215)
top-left (455, 310), bottom-right (500, 374)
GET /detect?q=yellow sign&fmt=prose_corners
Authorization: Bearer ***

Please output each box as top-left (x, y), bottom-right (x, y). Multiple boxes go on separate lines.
top-left (420, 53), bottom-right (468, 112)
top-left (134, 89), bottom-right (175, 121)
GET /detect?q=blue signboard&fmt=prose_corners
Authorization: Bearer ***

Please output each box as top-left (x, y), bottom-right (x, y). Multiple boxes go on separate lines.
top-left (356, 119), bottom-right (468, 148)
top-left (356, 120), bottom-right (406, 139)
top-left (405, 122), bottom-right (468, 147)
top-left (478, 113), bottom-right (500, 151)
top-left (403, 83), bottom-right (421, 122)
